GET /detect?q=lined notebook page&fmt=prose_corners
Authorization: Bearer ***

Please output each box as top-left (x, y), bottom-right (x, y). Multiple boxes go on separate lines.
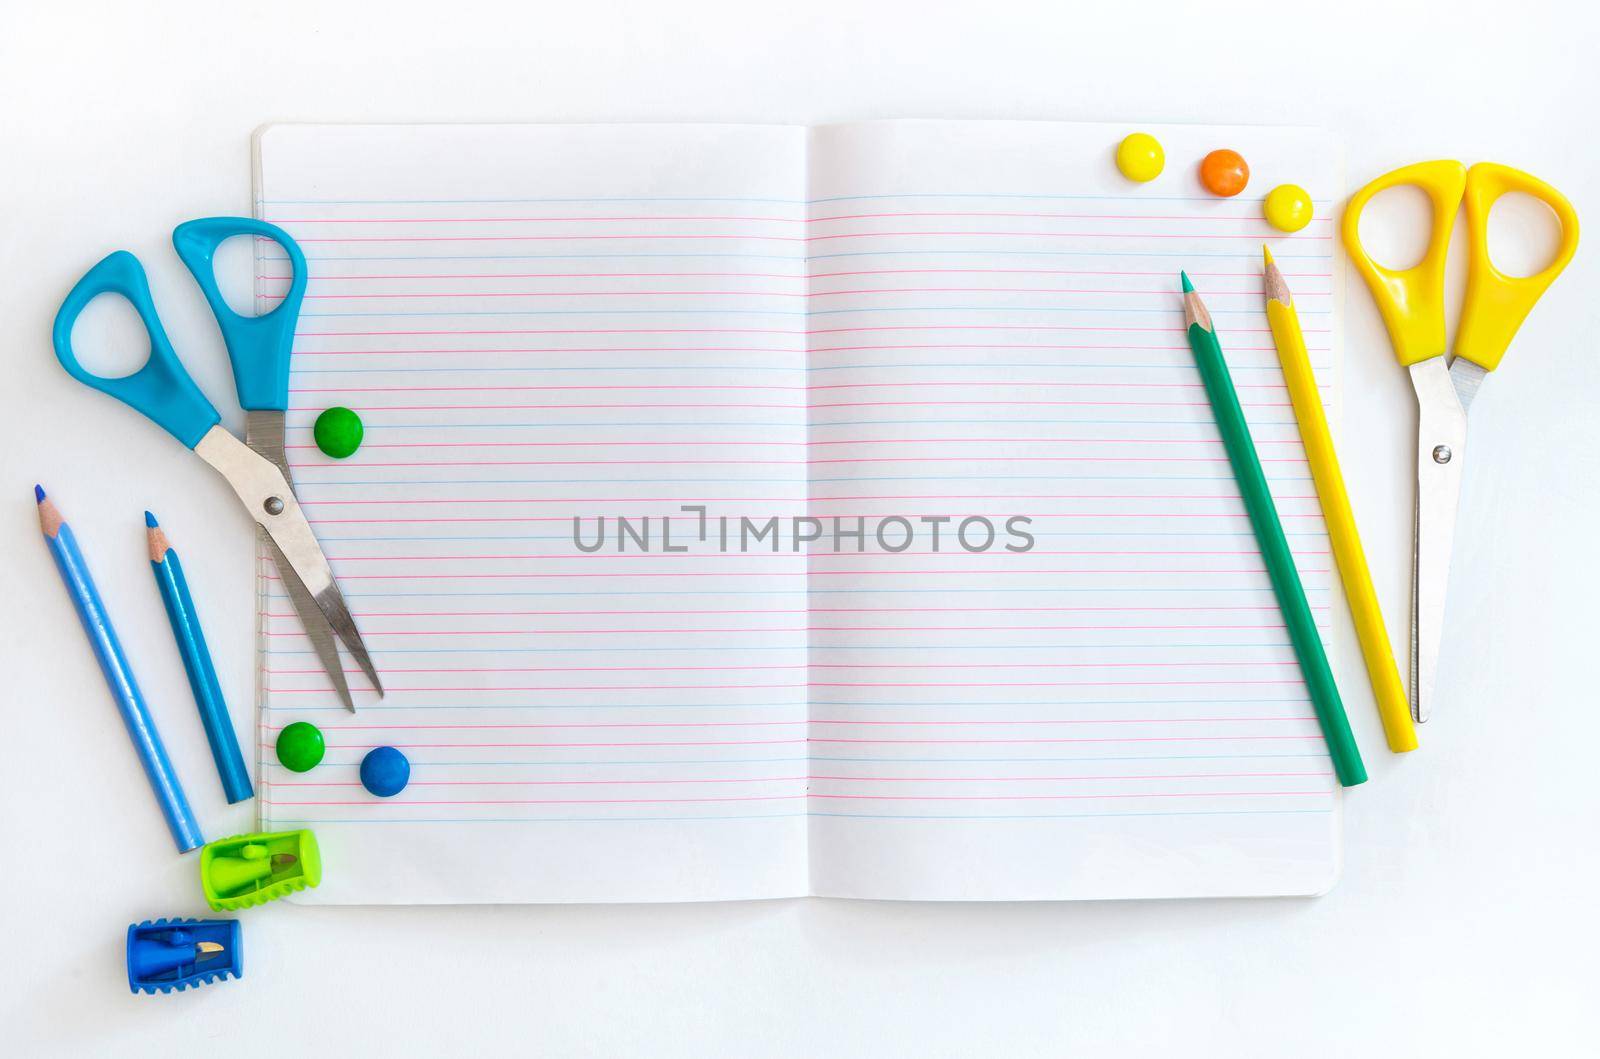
top-left (802, 122), bottom-right (1342, 899)
top-left (255, 125), bottom-right (812, 902)
top-left (255, 122), bottom-right (1343, 903)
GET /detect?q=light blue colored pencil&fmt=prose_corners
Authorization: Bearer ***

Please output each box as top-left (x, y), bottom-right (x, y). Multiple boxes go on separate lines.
top-left (36, 486), bottom-right (204, 853)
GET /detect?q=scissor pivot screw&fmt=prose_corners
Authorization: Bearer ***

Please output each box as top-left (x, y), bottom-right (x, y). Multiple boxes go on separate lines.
top-left (1432, 445), bottom-right (1453, 464)
top-left (264, 496), bottom-right (285, 515)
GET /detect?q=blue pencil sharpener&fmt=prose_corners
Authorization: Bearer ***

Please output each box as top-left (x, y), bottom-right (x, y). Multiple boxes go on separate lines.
top-left (126, 918), bottom-right (242, 994)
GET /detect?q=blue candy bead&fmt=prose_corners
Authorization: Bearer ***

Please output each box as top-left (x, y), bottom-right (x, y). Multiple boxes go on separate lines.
top-left (359, 746), bottom-right (410, 798)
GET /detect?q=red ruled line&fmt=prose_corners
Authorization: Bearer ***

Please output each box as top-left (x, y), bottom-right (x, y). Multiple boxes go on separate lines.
top-left (287, 456), bottom-right (1304, 468)
top-left (275, 284), bottom-right (1332, 301)
top-left (290, 494), bottom-right (1313, 504)
top-left (290, 229), bottom-right (1333, 245)
top-left (263, 624), bottom-right (1291, 636)
top-left (262, 679), bottom-right (1309, 695)
top-left (267, 770), bottom-right (1332, 788)
top-left (262, 605), bottom-right (1324, 617)
top-left (264, 716), bottom-right (1315, 732)
top-left (264, 660), bottom-right (1304, 675)
top-left (265, 210), bottom-right (1330, 225)
top-left (262, 790), bottom-right (1327, 806)
top-left (291, 325), bottom-right (1328, 338)
top-left (284, 380), bottom-right (1292, 393)
top-left (275, 399), bottom-right (1291, 411)
top-left (281, 515), bottom-right (1318, 527)
top-left (282, 514), bottom-right (1319, 526)
top-left (270, 570), bottom-right (1326, 582)
top-left (293, 555), bottom-right (1309, 565)
top-left (285, 342), bottom-right (1316, 356)
top-left (285, 437), bottom-right (1305, 450)
top-left (269, 732), bottom-right (1315, 747)
top-left (264, 266), bottom-right (1327, 282)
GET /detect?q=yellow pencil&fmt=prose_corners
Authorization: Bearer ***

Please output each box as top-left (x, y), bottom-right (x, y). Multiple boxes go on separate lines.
top-left (1263, 247), bottom-right (1417, 753)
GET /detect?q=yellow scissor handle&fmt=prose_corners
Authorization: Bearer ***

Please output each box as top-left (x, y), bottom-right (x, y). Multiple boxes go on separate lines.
top-left (1341, 160), bottom-right (1467, 367)
top-left (1456, 162), bottom-right (1579, 371)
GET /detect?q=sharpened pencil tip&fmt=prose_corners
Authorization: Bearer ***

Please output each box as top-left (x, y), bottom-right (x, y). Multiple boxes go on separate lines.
top-left (1262, 244), bottom-right (1274, 267)
top-left (1262, 249), bottom-right (1291, 306)
top-left (36, 492), bottom-right (63, 538)
top-left (1181, 279), bottom-right (1213, 334)
top-left (146, 515), bottom-right (171, 562)
top-left (34, 484), bottom-right (45, 503)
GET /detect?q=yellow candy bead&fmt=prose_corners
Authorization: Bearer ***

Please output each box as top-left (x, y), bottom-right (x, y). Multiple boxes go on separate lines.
top-left (1115, 133), bottom-right (1164, 183)
top-left (1263, 183), bottom-right (1314, 233)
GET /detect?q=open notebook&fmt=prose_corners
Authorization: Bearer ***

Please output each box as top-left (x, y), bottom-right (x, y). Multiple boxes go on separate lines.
top-left (253, 121), bottom-right (1344, 903)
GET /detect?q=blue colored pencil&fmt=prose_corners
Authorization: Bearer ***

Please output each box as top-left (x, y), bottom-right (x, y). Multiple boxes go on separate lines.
top-left (35, 486), bottom-right (204, 853)
top-left (147, 512), bottom-right (253, 804)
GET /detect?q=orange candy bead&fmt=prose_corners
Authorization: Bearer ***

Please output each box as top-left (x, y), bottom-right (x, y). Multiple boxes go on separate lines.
top-left (1199, 149), bottom-right (1250, 197)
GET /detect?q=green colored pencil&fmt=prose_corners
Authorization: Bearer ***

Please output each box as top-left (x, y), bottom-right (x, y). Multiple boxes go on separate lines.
top-left (1180, 273), bottom-right (1366, 787)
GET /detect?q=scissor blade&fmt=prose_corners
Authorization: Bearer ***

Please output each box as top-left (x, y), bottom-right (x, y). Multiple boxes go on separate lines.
top-left (245, 410), bottom-right (291, 479)
top-left (245, 412), bottom-right (354, 711)
top-left (1408, 359), bottom-right (1469, 723)
top-left (1449, 358), bottom-right (1489, 413)
top-left (264, 532), bottom-right (354, 711)
top-left (194, 425), bottom-right (383, 698)
top-left (312, 579), bottom-right (384, 696)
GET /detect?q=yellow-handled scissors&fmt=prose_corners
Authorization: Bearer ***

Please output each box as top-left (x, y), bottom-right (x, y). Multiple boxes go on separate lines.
top-left (1343, 161), bottom-right (1578, 723)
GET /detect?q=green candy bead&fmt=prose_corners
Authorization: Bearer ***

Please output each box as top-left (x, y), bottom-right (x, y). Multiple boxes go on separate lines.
top-left (313, 406), bottom-right (364, 459)
top-left (276, 721), bottom-right (326, 773)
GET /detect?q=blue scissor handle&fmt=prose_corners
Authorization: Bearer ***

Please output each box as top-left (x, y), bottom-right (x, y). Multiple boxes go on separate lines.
top-left (172, 217), bottom-right (307, 413)
top-left (52, 251), bottom-right (221, 450)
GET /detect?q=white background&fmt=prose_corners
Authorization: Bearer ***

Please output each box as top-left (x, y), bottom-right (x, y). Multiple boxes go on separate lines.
top-left (1, 1), bottom-right (1596, 1054)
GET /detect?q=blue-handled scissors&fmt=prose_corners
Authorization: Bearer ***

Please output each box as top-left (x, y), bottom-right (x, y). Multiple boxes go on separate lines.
top-left (52, 218), bottom-right (381, 711)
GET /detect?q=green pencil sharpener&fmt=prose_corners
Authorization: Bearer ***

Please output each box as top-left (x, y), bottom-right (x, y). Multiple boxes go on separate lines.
top-left (200, 829), bottom-right (322, 911)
